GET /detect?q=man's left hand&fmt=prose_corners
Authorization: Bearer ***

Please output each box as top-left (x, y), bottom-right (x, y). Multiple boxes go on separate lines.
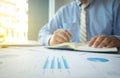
top-left (87, 35), bottom-right (120, 48)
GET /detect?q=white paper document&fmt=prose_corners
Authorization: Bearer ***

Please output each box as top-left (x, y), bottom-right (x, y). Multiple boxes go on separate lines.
top-left (0, 47), bottom-right (120, 78)
top-left (0, 40), bottom-right (41, 48)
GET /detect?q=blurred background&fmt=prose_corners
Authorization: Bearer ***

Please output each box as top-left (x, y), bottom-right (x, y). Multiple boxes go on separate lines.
top-left (0, 0), bottom-right (72, 43)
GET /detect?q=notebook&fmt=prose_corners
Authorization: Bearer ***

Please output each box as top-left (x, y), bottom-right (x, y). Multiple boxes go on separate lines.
top-left (46, 42), bottom-right (118, 53)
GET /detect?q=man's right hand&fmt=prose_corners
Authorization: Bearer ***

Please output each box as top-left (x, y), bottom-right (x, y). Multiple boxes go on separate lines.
top-left (49, 29), bottom-right (72, 45)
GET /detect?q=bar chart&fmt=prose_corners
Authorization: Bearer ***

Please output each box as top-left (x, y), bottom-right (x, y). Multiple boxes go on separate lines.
top-left (43, 56), bottom-right (70, 70)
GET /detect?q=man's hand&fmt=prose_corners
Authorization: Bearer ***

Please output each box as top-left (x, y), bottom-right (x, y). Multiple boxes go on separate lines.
top-left (87, 35), bottom-right (120, 48)
top-left (49, 29), bottom-right (72, 45)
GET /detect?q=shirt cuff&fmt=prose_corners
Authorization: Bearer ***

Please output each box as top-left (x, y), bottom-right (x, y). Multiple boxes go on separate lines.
top-left (38, 34), bottom-right (52, 46)
top-left (45, 35), bottom-right (52, 46)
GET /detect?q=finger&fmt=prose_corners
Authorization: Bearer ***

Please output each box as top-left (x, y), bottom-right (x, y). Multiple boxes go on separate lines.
top-left (97, 37), bottom-right (111, 48)
top-left (87, 36), bottom-right (98, 47)
top-left (106, 37), bottom-right (120, 48)
top-left (92, 35), bottom-right (107, 48)
top-left (50, 35), bottom-right (65, 45)
top-left (106, 41), bottom-right (116, 48)
top-left (52, 29), bottom-right (71, 43)
top-left (56, 33), bottom-right (69, 42)
top-left (64, 30), bottom-right (72, 39)
top-left (56, 30), bottom-right (70, 42)
top-left (56, 29), bottom-right (72, 41)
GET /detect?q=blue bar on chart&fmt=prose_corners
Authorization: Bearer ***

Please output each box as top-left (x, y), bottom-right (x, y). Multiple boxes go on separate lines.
top-left (57, 58), bottom-right (62, 69)
top-left (43, 56), bottom-right (70, 70)
top-left (62, 56), bottom-right (69, 69)
top-left (51, 56), bottom-right (55, 69)
top-left (43, 56), bottom-right (49, 69)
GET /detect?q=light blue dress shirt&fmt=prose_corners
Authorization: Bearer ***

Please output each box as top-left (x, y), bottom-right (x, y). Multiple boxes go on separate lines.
top-left (38, 0), bottom-right (120, 46)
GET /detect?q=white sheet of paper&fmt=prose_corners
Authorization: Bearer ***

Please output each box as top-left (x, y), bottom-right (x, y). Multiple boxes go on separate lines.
top-left (0, 47), bottom-right (120, 78)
